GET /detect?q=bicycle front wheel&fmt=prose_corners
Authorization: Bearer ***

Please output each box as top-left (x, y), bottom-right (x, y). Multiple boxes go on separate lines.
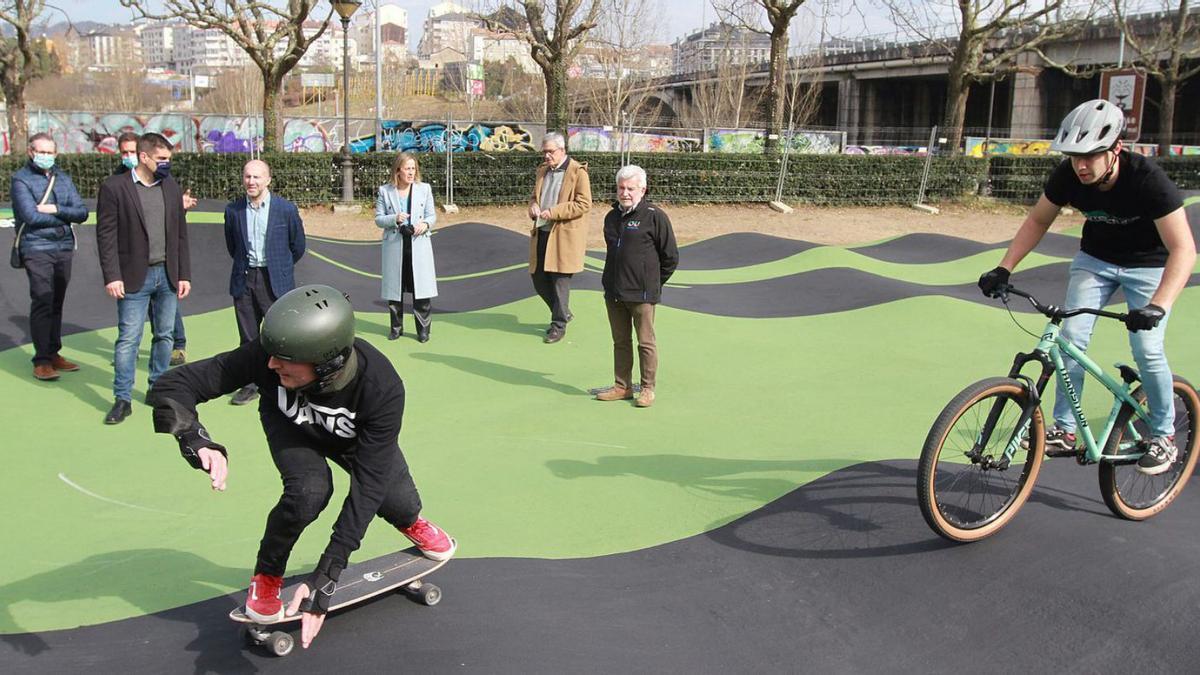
top-left (1098, 375), bottom-right (1200, 520)
top-left (918, 377), bottom-right (1045, 542)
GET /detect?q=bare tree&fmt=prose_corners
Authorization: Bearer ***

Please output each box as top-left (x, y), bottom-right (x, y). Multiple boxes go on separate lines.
top-left (196, 64), bottom-right (265, 115)
top-left (475, 0), bottom-right (603, 136)
top-left (578, 0), bottom-right (663, 128)
top-left (120, 0), bottom-right (332, 151)
top-left (677, 38), bottom-right (762, 129)
top-left (0, 0), bottom-right (50, 153)
top-left (714, 0), bottom-right (811, 153)
top-left (1110, 0), bottom-right (1200, 154)
top-left (880, 0), bottom-right (1094, 152)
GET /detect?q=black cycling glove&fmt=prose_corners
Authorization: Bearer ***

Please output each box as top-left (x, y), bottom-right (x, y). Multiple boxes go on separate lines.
top-left (299, 554), bottom-right (345, 615)
top-left (1125, 304), bottom-right (1165, 332)
top-left (977, 266), bottom-right (1011, 298)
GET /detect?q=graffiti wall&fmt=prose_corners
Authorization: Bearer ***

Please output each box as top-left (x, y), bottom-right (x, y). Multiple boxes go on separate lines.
top-left (706, 128), bottom-right (843, 154)
top-left (966, 136), bottom-right (1200, 158)
top-left (365, 120), bottom-right (542, 153)
top-left (8, 111), bottom-right (542, 155)
top-left (964, 137), bottom-right (1055, 158)
top-left (843, 145), bottom-right (928, 156)
top-left (567, 127), bottom-right (702, 153)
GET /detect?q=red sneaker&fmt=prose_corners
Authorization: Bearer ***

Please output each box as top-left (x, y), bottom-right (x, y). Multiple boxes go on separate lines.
top-left (401, 517), bottom-right (456, 561)
top-left (246, 573), bottom-right (285, 623)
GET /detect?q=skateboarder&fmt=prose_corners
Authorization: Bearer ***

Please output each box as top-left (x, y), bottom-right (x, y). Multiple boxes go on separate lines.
top-left (147, 284), bottom-right (455, 649)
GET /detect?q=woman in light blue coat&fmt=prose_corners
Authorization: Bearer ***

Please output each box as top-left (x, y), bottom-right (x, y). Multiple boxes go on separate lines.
top-left (375, 152), bottom-right (438, 342)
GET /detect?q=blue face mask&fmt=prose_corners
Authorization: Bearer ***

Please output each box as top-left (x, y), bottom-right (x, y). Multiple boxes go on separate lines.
top-left (32, 153), bottom-right (55, 171)
top-left (121, 156), bottom-right (137, 170)
top-left (153, 161), bottom-right (171, 181)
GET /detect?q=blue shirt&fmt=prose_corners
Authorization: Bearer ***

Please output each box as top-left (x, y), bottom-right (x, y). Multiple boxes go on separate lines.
top-left (246, 190), bottom-right (271, 268)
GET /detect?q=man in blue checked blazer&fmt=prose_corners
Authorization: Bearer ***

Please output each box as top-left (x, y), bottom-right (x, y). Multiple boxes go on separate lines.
top-left (223, 159), bottom-right (306, 405)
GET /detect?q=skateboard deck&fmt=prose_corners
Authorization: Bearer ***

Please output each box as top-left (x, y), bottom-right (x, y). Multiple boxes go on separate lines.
top-left (230, 546), bottom-right (451, 655)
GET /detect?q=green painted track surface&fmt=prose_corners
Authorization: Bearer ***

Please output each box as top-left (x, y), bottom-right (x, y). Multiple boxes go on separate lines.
top-left (6, 228), bottom-right (1200, 635)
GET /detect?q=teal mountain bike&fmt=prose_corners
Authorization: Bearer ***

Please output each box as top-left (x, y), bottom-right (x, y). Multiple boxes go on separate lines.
top-left (918, 285), bottom-right (1200, 542)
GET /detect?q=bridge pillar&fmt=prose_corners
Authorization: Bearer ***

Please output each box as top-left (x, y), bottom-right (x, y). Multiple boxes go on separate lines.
top-left (1010, 52), bottom-right (1046, 139)
top-left (837, 76), bottom-right (861, 143)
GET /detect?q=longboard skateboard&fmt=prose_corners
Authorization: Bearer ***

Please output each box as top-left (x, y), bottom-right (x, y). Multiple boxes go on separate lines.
top-left (230, 545), bottom-right (452, 656)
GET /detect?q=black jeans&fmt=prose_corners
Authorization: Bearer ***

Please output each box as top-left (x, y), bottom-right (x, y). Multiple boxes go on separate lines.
top-left (233, 267), bottom-right (277, 345)
top-left (254, 428), bottom-right (423, 577)
top-left (24, 248), bottom-right (73, 364)
top-left (531, 229), bottom-right (572, 331)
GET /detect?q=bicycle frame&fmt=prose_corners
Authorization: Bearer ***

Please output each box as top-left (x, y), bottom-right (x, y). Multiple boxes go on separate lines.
top-left (1005, 318), bottom-right (1149, 464)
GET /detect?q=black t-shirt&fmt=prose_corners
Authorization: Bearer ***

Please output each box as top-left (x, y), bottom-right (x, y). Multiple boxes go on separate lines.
top-left (1043, 150), bottom-right (1183, 267)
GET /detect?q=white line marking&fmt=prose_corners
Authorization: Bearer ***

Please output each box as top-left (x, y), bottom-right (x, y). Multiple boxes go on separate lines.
top-left (492, 435), bottom-right (628, 449)
top-left (58, 473), bottom-right (188, 517)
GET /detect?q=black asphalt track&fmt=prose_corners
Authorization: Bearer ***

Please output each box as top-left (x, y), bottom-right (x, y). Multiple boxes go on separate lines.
top-left (853, 231), bottom-right (1082, 264)
top-left (4, 459), bottom-right (1199, 673)
top-left (3, 222), bottom-right (1107, 352)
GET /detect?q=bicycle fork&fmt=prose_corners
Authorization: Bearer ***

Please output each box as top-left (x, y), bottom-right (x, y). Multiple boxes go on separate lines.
top-left (970, 352), bottom-right (1055, 470)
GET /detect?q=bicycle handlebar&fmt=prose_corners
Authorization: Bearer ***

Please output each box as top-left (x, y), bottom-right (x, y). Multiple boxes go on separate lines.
top-left (993, 284), bottom-right (1128, 322)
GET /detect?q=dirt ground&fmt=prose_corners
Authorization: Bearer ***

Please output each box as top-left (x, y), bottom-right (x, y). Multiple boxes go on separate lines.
top-left (300, 200), bottom-right (1086, 247)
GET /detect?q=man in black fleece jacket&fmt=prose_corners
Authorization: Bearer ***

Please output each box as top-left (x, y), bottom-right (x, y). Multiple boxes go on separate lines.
top-left (595, 165), bottom-right (679, 408)
top-left (147, 284), bottom-right (454, 649)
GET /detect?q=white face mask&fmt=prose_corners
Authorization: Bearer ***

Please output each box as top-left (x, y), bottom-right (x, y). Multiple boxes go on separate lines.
top-left (32, 153), bottom-right (55, 170)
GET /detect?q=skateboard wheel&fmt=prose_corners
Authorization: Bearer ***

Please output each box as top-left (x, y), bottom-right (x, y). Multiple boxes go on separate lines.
top-left (268, 631), bottom-right (294, 657)
top-left (417, 583), bottom-right (441, 606)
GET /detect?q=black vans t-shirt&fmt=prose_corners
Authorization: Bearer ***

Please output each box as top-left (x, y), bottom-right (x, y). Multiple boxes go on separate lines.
top-left (1043, 151), bottom-right (1182, 267)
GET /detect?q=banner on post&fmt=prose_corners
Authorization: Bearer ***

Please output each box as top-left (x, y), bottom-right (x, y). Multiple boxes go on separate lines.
top-left (1099, 68), bottom-right (1146, 143)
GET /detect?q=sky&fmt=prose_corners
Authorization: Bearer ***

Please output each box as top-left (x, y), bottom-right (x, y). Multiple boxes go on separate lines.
top-left (49, 0), bottom-right (899, 50)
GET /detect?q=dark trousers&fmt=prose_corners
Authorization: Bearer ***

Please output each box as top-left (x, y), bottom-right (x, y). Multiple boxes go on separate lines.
top-left (24, 248), bottom-right (73, 364)
top-left (389, 233), bottom-right (432, 333)
top-left (531, 229), bottom-right (572, 331)
top-left (254, 431), bottom-right (423, 576)
top-left (388, 299), bottom-right (432, 333)
top-left (233, 267), bottom-right (277, 345)
top-left (605, 298), bottom-right (658, 390)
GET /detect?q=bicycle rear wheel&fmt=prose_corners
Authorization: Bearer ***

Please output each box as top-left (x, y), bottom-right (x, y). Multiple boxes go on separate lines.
top-left (918, 377), bottom-right (1045, 542)
top-left (1098, 375), bottom-right (1200, 520)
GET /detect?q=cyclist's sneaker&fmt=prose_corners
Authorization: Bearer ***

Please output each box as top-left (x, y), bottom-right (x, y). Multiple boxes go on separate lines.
top-left (1029, 425), bottom-right (1077, 457)
top-left (1136, 436), bottom-right (1178, 476)
top-left (245, 573), bottom-right (285, 622)
top-left (401, 517), bottom-right (456, 561)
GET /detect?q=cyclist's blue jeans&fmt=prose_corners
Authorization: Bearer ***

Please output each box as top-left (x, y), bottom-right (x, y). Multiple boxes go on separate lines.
top-left (113, 264), bottom-right (177, 402)
top-left (1053, 252), bottom-right (1175, 438)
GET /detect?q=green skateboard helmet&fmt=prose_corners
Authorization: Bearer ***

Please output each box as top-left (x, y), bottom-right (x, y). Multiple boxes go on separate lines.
top-left (260, 285), bottom-right (355, 376)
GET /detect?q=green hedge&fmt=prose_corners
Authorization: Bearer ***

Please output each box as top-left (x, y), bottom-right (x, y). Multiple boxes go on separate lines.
top-left (988, 155), bottom-right (1200, 203)
top-left (13, 151), bottom-right (1200, 208)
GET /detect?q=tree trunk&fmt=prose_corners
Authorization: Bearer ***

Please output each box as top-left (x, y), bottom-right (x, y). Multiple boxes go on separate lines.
top-left (1158, 76), bottom-right (1177, 156)
top-left (262, 73), bottom-right (283, 152)
top-left (3, 84), bottom-right (27, 154)
top-left (942, 69), bottom-right (971, 154)
top-left (764, 27), bottom-right (789, 154)
top-left (543, 58), bottom-right (568, 138)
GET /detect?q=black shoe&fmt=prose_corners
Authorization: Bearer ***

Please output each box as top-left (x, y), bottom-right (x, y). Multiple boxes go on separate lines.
top-left (388, 327), bottom-right (403, 340)
top-left (566, 312), bottom-right (574, 324)
top-left (104, 399), bottom-right (132, 425)
top-left (231, 384), bottom-right (259, 406)
top-left (417, 328), bottom-right (430, 343)
top-left (544, 328), bottom-right (564, 344)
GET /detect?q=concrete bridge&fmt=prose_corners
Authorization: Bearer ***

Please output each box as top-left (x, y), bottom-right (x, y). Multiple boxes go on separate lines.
top-left (601, 12), bottom-right (1199, 146)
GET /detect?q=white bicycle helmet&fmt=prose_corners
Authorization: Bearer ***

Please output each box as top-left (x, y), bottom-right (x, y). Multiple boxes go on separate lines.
top-left (1050, 99), bottom-right (1126, 155)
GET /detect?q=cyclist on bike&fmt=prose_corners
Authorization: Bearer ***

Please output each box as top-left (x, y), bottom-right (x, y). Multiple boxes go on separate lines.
top-left (978, 99), bottom-right (1196, 475)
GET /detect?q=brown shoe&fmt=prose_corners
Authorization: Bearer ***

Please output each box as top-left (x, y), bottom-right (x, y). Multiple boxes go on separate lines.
top-left (635, 389), bottom-right (655, 408)
top-left (33, 363), bottom-right (60, 381)
top-left (50, 354), bottom-right (80, 372)
top-left (595, 386), bottom-right (633, 401)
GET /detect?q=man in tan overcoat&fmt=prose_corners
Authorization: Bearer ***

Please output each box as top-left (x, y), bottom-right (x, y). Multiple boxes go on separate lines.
top-left (528, 131), bottom-right (592, 343)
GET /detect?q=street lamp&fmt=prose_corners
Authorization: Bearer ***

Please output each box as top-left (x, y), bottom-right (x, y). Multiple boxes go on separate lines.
top-left (332, 0), bottom-right (362, 207)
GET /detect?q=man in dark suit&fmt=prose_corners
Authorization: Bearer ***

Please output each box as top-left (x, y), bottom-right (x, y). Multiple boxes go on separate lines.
top-left (96, 132), bottom-right (191, 425)
top-left (224, 158), bottom-right (306, 405)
